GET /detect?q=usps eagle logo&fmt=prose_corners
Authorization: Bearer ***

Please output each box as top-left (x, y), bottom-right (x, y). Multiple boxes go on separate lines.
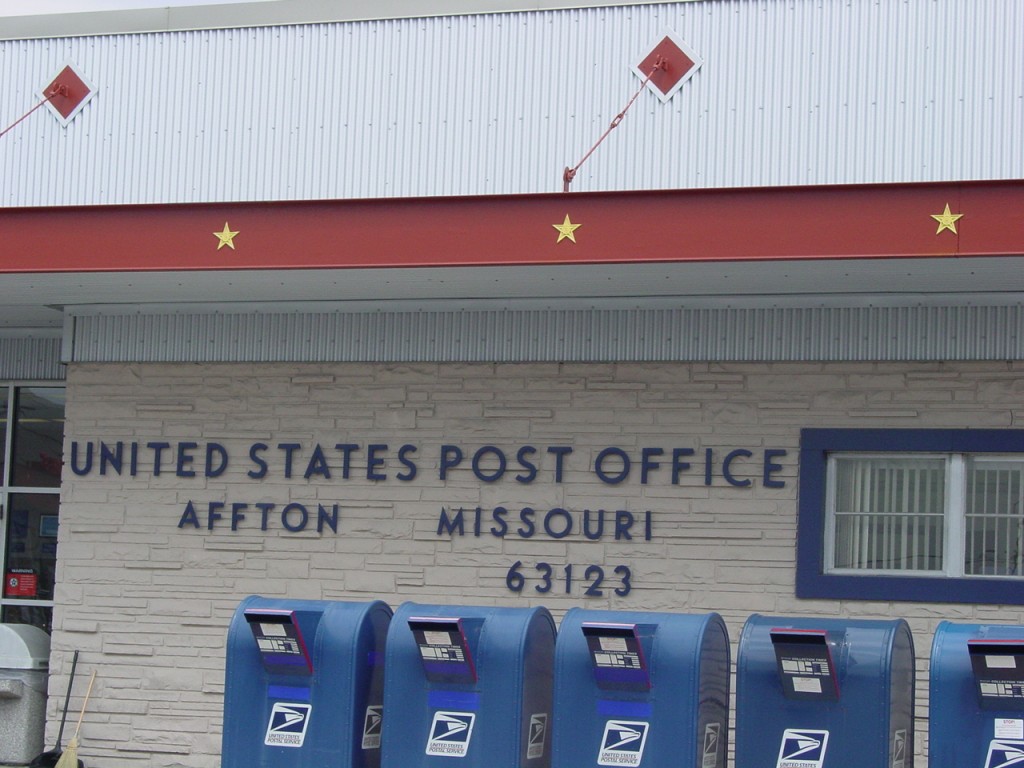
top-left (527, 713), bottom-right (548, 759)
top-left (703, 722), bottom-right (721, 768)
top-left (776, 729), bottom-right (829, 768)
top-left (985, 740), bottom-right (1024, 768)
top-left (361, 705), bottom-right (383, 749)
top-left (264, 702), bottom-right (312, 748)
top-left (426, 711), bottom-right (476, 757)
top-left (597, 720), bottom-right (649, 767)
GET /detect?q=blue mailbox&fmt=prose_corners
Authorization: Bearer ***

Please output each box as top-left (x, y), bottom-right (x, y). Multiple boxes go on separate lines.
top-left (930, 621), bottom-right (1024, 768)
top-left (736, 614), bottom-right (915, 768)
top-left (381, 602), bottom-right (556, 768)
top-left (551, 609), bottom-right (730, 768)
top-left (222, 596), bottom-right (392, 768)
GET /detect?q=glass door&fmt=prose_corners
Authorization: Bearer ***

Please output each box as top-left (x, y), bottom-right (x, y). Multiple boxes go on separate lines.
top-left (0, 386), bottom-right (66, 633)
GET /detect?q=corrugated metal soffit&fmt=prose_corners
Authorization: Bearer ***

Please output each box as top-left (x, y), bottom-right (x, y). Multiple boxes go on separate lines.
top-left (0, 336), bottom-right (65, 380)
top-left (63, 305), bottom-right (1024, 364)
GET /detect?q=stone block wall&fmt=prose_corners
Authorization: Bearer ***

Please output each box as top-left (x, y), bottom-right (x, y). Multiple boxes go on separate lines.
top-left (53, 360), bottom-right (1024, 766)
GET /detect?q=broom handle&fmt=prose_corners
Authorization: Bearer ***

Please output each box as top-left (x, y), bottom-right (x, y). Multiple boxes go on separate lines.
top-left (55, 650), bottom-right (79, 747)
top-left (70, 670), bottom-right (97, 740)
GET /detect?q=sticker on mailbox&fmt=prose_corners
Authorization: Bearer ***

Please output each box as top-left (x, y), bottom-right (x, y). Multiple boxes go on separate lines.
top-left (264, 703), bottom-right (312, 748)
top-left (426, 711), bottom-right (476, 757)
top-left (703, 723), bottom-right (721, 768)
top-left (891, 729), bottom-right (906, 768)
top-left (597, 720), bottom-right (649, 767)
top-left (776, 729), bottom-right (829, 768)
top-left (527, 713), bottom-right (548, 760)
top-left (362, 705), bottom-right (383, 749)
top-left (984, 739), bottom-right (1024, 768)
top-left (996, 720), bottom-right (1024, 740)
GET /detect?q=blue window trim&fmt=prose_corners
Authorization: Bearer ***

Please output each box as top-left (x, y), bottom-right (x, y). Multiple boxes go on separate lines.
top-left (797, 428), bottom-right (1024, 605)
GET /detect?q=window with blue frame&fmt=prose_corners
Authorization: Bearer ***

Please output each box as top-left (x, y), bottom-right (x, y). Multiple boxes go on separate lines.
top-left (798, 429), bottom-right (1024, 605)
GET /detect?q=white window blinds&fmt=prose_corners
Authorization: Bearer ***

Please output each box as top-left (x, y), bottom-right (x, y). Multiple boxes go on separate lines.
top-left (831, 457), bottom-right (946, 573)
top-left (965, 459), bottom-right (1024, 576)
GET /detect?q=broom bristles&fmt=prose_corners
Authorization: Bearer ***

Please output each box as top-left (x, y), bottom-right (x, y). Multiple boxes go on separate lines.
top-left (55, 669), bottom-right (94, 768)
top-left (52, 736), bottom-right (77, 768)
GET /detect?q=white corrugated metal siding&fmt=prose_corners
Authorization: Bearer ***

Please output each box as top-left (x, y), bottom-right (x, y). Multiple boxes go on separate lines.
top-left (0, 336), bottom-right (64, 379)
top-left (2, 0), bottom-right (1022, 206)
top-left (64, 304), bottom-right (1024, 363)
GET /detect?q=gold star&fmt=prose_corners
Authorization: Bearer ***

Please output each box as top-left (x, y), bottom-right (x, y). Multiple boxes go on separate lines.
top-left (213, 222), bottom-right (239, 250)
top-left (930, 204), bottom-right (963, 235)
top-left (552, 214), bottom-right (582, 244)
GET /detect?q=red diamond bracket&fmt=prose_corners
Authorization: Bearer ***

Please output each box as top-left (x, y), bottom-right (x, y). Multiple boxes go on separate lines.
top-left (39, 62), bottom-right (96, 127)
top-left (632, 29), bottom-right (703, 104)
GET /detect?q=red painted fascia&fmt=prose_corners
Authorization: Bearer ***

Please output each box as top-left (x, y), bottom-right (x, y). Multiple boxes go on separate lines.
top-left (0, 179), bottom-right (1021, 274)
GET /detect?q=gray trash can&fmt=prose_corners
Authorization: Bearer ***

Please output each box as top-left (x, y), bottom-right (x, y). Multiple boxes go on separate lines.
top-left (0, 624), bottom-right (50, 765)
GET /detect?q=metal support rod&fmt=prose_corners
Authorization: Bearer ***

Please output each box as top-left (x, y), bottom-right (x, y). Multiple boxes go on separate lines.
top-left (563, 56), bottom-right (666, 192)
top-left (0, 83), bottom-right (68, 140)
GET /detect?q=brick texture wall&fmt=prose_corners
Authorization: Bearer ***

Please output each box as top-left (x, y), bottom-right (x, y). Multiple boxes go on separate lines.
top-left (53, 360), bottom-right (1024, 767)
